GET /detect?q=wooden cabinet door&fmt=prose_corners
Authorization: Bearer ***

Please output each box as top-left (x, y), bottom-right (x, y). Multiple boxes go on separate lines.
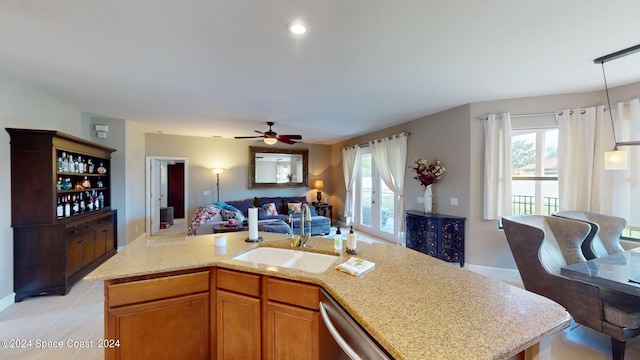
top-left (106, 292), bottom-right (209, 360)
top-left (266, 301), bottom-right (319, 360)
top-left (216, 289), bottom-right (261, 359)
top-left (93, 215), bottom-right (113, 259)
top-left (66, 227), bottom-right (84, 276)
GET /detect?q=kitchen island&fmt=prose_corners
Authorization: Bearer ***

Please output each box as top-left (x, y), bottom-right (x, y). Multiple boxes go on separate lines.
top-left (86, 232), bottom-right (569, 360)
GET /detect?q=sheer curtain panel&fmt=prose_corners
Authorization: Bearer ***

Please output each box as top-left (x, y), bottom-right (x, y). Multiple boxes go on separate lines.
top-left (369, 133), bottom-right (408, 244)
top-left (483, 113), bottom-right (512, 220)
top-left (609, 99), bottom-right (640, 227)
top-left (557, 107), bottom-right (600, 211)
top-left (341, 146), bottom-right (361, 225)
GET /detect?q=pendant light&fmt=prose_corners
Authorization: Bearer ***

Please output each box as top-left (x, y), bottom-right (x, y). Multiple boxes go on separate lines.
top-left (595, 44), bottom-right (640, 170)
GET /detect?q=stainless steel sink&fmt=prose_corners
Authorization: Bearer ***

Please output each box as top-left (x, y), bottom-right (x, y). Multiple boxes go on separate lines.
top-left (232, 247), bottom-right (338, 273)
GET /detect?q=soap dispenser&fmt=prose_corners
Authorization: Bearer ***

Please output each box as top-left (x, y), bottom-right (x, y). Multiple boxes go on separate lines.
top-left (334, 227), bottom-right (342, 252)
top-left (347, 226), bottom-right (357, 255)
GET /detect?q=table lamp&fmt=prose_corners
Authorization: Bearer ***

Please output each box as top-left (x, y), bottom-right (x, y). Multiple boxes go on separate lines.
top-left (313, 179), bottom-right (324, 203)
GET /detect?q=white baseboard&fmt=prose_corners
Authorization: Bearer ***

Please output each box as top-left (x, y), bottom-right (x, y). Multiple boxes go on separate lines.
top-left (0, 292), bottom-right (15, 313)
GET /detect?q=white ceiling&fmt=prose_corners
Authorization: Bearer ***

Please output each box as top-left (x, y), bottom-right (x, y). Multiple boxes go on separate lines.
top-left (2, 1), bottom-right (640, 145)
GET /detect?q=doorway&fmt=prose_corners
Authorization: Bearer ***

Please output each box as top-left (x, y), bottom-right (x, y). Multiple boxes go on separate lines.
top-left (145, 156), bottom-right (188, 236)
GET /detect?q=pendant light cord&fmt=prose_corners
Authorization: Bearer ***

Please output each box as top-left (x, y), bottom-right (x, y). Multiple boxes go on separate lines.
top-left (601, 62), bottom-right (619, 149)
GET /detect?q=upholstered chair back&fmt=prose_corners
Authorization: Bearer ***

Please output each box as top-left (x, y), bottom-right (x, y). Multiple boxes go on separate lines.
top-left (554, 211), bottom-right (626, 259)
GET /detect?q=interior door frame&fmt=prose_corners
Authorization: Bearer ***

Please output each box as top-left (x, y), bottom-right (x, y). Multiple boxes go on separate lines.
top-left (145, 156), bottom-right (188, 236)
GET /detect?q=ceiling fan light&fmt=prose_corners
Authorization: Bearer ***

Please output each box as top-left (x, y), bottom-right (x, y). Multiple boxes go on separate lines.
top-left (263, 137), bottom-right (278, 145)
top-left (604, 149), bottom-right (628, 170)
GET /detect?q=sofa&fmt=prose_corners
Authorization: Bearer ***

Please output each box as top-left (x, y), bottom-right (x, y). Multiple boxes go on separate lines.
top-left (188, 196), bottom-right (331, 236)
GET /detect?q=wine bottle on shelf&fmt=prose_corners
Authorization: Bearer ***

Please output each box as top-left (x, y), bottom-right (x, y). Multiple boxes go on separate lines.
top-left (74, 156), bottom-right (80, 173)
top-left (57, 154), bottom-right (63, 172)
top-left (56, 197), bottom-right (64, 218)
top-left (64, 195), bottom-right (71, 217)
top-left (98, 192), bottom-right (104, 209)
top-left (88, 159), bottom-right (94, 173)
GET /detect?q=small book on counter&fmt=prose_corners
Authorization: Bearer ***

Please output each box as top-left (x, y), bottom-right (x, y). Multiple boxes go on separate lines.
top-left (335, 257), bottom-right (375, 276)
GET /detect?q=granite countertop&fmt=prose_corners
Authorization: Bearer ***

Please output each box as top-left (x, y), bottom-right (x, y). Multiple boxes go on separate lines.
top-left (86, 232), bottom-right (570, 360)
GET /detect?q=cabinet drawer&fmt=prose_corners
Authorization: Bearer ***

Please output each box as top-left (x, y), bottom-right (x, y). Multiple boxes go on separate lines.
top-left (267, 277), bottom-right (319, 310)
top-left (107, 271), bottom-right (209, 307)
top-left (216, 268), bottom-right (260, 297)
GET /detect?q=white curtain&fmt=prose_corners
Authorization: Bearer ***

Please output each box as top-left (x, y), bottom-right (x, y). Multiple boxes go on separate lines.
top-left (557, 107), bottom-right (601, 211)
top-left (369, 133), bottom-right (408, 245)
top-left (608, 99), bottom-right (640, 227)
top-left (483, 113), bottom-right (512, 220)
top-left (341, 146), bottom-right (361, 225)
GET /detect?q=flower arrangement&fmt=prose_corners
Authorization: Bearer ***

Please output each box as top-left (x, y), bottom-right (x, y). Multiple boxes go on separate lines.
top-left (412, 158), bottom-right (445, 187)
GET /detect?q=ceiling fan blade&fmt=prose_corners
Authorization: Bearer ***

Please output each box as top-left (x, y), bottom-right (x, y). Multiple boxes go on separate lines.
top-left (277, 134), bottom-right (302, 140)
top-left (255, 130), bottom-right (265, 135)
top-left (234, 136), bottom-right (263, 139)
top-left (277, 137), bottom-right (297, 145)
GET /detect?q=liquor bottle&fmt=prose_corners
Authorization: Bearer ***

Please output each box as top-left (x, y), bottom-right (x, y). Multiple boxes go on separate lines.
top-left (68, 155), bottom-right (75, 173)
top-left (93, 190), bottom-right (99, 210)
top-left (86, 191), bottom-right (94, 211)
top-left (56, 197), bottom-right (64, 218)
top-left (64, 195), bottom-right (71, 217)
top-left (71, 195), bottom-right (78, 215)
top-left (74, 156), bottom-right (80, 173)
top-left (57, 154), bottom-right (63, 172)
top-left (88, 159), bottom-right (94, 173)
top-left (61, 152), bottom-right (69, 172)
top-left (98, 192), bottom-right (104, 209)
top-left (79, 193), bottom-right (86, 213)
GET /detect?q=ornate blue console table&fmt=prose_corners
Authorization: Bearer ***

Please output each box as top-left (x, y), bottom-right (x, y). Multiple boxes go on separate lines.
top-left (405, 210), bottom-right (465, 267)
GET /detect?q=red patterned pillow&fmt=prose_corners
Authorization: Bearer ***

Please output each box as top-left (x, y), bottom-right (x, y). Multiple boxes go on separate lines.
top-left (263, 202), bottom-right (278, 216)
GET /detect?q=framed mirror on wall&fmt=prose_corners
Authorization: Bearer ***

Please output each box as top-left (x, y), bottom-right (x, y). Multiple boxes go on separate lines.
top-left (249, 146), bottom-right (308, 189)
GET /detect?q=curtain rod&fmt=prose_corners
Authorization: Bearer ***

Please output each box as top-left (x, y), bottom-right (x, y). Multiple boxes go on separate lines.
top-left (479, 102), bottom-right (631, 121)
top-left (345, 132), bottom-right (410, 149)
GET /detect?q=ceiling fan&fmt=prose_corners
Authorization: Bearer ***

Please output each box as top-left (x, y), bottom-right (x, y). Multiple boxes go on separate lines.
top-left (234, 121), bottom-right (302, 145)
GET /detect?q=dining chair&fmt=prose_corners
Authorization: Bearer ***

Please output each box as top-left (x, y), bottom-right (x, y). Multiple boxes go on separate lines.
top-left (503, 215), bottom-right (640, 360)
top-left (553, 211), bottom-right (626, 259)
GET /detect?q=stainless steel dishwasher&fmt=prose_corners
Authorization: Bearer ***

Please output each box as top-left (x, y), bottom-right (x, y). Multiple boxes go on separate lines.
top-left (319, 289), bottom-right (393, 360)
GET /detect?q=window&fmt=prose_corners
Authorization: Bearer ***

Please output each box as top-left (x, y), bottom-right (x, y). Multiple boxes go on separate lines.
top-left (511, 128), bottom-right (558, 215)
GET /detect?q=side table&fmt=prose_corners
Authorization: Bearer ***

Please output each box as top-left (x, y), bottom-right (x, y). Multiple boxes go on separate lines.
top-left (312, 203), bottom-right (333, 225)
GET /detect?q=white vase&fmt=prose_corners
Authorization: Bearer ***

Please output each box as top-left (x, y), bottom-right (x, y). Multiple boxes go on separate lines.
top-left (424, 185), bottom-right (433, 214)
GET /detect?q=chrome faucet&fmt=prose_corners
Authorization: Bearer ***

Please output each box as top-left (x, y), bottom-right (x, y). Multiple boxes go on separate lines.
top-left (299, 203), bottom-right (312, 247)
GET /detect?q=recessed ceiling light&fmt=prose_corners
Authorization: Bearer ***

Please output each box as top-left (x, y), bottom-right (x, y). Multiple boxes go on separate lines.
top-left (287, 22), bottom-right (307, 35)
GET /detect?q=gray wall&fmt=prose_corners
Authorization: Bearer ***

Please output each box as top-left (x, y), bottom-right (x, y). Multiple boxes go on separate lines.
top-left (0, 73), bottom-right (84, 305)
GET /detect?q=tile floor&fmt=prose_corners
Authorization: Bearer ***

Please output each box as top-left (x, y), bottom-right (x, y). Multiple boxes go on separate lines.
top-left (1, 230), bottom-right (640, 359)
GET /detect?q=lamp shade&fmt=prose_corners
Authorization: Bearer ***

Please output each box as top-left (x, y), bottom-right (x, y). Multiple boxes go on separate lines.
top-left (212, 168), bottom-right (224, 174)
top-left (263, 137), bottom-right (277, 145)
top-left (604, 150), bottom-right (628, 170)
top-left (313, 179), bottom-right (325, 189)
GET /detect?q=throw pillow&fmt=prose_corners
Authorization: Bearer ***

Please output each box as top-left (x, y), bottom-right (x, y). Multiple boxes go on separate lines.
top-left (220, 209), bottom-right (237, 221)
top-left (288, 202), bottom-right (302, 214)
top-left (263, 202), bottom-right (278, 216)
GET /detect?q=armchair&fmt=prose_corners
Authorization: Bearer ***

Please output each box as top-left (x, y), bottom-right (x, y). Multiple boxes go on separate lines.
top-left (554, 211), bottom-right (626, 259)
top-left (503, 215), bottom-right (640, 360)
